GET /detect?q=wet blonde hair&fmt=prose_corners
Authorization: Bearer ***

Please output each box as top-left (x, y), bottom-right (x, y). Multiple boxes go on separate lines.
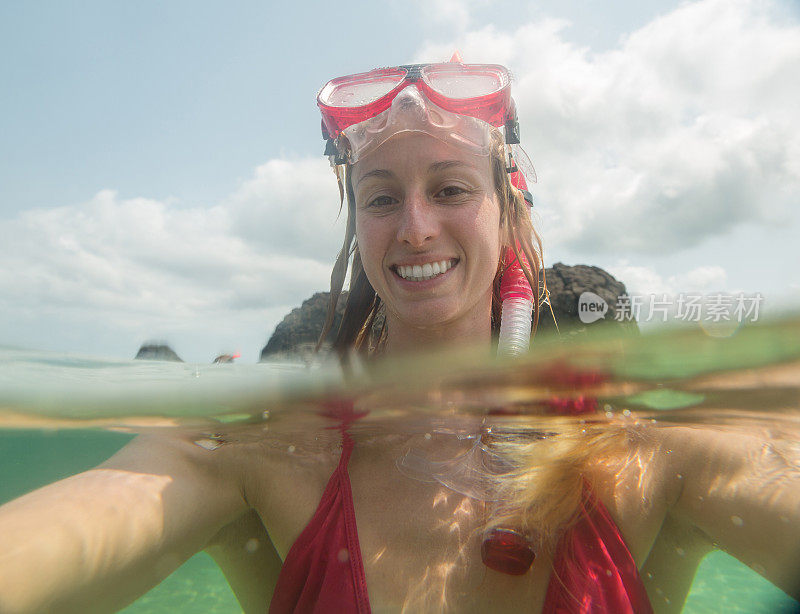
top-left (317, 130), bottom-right (546, 356)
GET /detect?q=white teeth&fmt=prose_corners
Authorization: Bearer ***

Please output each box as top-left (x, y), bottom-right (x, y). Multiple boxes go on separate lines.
top-left (396, 259), bottom-right (455, 281)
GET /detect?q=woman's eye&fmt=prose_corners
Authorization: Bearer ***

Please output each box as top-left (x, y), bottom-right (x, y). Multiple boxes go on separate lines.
top-left (366, 195), bottom-right (396, 208)
top-left (437, 185), bottom-right (467, 198)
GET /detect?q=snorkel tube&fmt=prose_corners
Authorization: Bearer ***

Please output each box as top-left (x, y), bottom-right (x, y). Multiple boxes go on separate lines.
top-left (480, 169), bottom-right (539, 576)
top-left (498, 170), bottom-right (535, 357)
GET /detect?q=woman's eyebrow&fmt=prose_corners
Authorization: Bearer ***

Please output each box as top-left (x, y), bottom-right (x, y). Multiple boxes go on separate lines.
top-left (429, 160), bottom-right (471, 173)
top-left (356, 168), bottom-right (393, 186)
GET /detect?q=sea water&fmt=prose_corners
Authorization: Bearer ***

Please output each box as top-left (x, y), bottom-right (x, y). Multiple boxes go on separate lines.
top-left (0, 317), bottom-right (798, 613)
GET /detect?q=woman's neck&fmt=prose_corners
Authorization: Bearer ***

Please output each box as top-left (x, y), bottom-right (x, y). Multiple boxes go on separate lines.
top-left (382, 304), bottom-right (493, 355)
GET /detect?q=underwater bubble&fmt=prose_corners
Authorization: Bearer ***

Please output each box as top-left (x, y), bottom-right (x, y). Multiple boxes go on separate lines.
top-left (194, 438), bottom-right (221, 451)
top-left (646, 572), bottom-right (653, 579)
top-left (605, 411), bottom-right (613, 419)
top-left (245, 538), bottom-right (260, 553)
top-left (676, 547), bottom-right (685, 556)
top-left (731, 515), bottom-right (744, 527)
top-left (288, 444), bottom-right (296, 453)
top-left (622, 409), bottom-right (631, 417)
top-left (605, 569), bottom-right (613, 577)
top-left (425, 433), bottom-right (432, 440)
top-left (338, 548), bottom-right (350, 562)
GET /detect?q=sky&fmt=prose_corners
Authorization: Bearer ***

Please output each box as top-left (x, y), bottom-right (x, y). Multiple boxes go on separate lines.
top-left (1, 0), bottom-right (798, 363)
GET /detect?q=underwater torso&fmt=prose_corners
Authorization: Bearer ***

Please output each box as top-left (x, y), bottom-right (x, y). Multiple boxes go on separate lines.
top-left (262, 425), bottom-right (654, 614)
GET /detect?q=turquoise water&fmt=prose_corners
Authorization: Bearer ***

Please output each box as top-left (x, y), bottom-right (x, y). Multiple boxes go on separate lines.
top-left (1, 318), bottom-right (799, 612)
top-left (0, 429), bottom-right (795, 613)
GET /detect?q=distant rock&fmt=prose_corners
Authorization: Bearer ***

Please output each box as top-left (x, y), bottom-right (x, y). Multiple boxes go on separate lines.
top-left (260, 263), bottom-right (638, 359)
top-left (135, 343), bottom-right (183, 362)
top-left (537, 263), bottom-right (639, 337)
top-left (260, 292), bottom-right (344, 361)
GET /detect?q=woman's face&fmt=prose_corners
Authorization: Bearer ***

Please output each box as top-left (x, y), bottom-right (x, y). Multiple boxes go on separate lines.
top-left (352, 132), bottom-right (502, 338)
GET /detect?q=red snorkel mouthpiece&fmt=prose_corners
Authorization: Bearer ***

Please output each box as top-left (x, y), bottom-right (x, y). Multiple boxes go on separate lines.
top-left (481, 528), bottom-right (537, 575)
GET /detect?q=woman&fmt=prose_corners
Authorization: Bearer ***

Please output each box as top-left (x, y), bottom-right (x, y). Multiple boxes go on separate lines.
top-left (0, 60), bottom-right (798, 614)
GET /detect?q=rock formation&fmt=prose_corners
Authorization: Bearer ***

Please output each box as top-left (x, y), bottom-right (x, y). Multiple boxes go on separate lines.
top-left (134, 342), bottom-right (183, 362)
top-left (260, 263), bottom-right (637, 360)
top-left (536, 263), bottom-right (639, 337)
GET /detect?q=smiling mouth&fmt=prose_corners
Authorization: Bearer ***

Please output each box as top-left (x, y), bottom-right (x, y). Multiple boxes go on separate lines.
top-left (393, 258), bottom-right (458, 282)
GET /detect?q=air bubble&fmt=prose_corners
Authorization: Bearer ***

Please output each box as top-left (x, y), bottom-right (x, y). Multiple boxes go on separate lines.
top-left (605, 411), bottom-right (613, 419)
top-left (676, 547), bottom-right (685, 556)
top-left (194, 438), bottom-right (221, 451)
top-left (425, 433), bottom-right (432, 440)
top-left (245, 538), bottom-right (260, 553)
top-left (288, 444), bottom-right (296, 453)
top-left (622, 409), bottom-right (631, 417)
top-left (731, 515), bottom-right (744, 527)
top-left (338, 548), bottom-right (350, 562)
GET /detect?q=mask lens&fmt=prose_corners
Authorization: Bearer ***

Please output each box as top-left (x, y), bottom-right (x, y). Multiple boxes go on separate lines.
top-left (423, 65), bottom-right (508, 99)
top-left (319, 68), bottom-right (407, 107)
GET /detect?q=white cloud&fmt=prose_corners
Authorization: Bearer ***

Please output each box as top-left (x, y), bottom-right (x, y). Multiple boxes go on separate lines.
top-left (0, 160), bottom-right (344, 361)
top-left (226, 157), bottom-right (345, 262)
top-left (608, 262), bottom-right (728, 296)
top-left (417, 0), bottom-right (800, 255)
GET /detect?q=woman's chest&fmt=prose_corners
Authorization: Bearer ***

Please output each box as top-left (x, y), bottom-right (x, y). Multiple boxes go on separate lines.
top-left (247, 441), bottom-right (555, 611)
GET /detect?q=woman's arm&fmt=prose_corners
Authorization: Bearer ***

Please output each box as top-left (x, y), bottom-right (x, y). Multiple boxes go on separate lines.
top-left (663, 422), bottom-right (800, 599)
top-left (0, 432), bottom-right (250, 614)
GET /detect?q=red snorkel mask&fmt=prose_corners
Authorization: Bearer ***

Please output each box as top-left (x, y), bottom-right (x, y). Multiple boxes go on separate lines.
top-left (317, 62), bottom-right (521, 164)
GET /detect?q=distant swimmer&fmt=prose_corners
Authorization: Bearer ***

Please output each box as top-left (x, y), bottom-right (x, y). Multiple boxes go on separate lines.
top-left (212, 353), bottom-right (240, 364)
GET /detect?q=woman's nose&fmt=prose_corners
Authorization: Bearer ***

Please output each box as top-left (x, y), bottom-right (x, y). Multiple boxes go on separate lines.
top-left (396, 192), bottom-right (439, 247)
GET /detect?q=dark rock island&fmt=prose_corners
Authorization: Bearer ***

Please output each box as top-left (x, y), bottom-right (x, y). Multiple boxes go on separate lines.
top-left (261, 263), bottom-right (636, 360)
top-left (134, 343), bottom-right (183, 362)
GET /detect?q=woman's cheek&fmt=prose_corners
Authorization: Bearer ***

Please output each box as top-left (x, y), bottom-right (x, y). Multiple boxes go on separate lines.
top-left (356, 220), bottom-right (383, 284)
